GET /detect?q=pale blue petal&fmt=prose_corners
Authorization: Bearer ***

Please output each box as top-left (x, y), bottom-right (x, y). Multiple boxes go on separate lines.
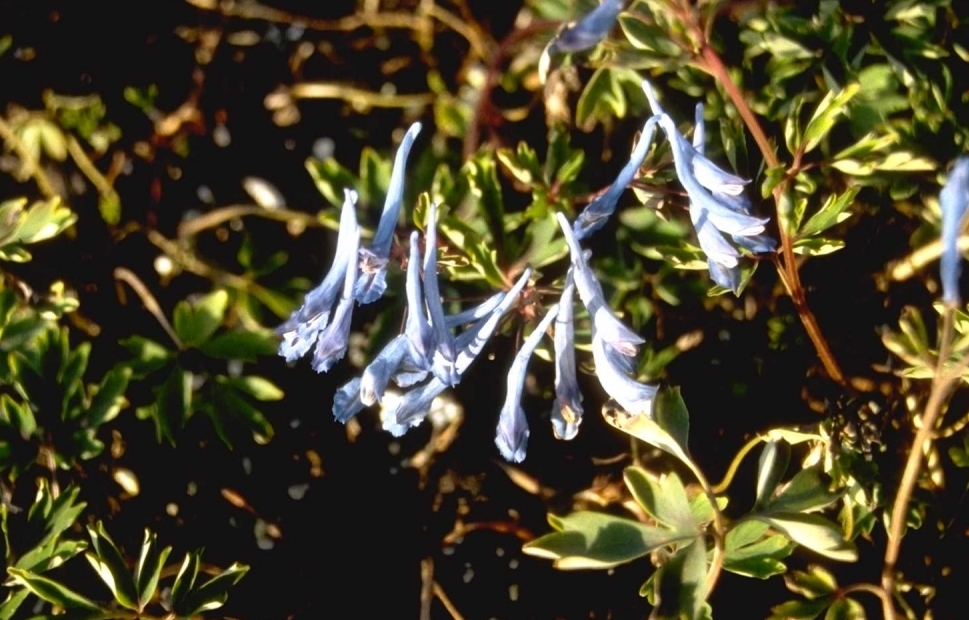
top-left (360, 336), bottom-right (411, 406)
top-left (551, 0), bottom-right (624, 53)
top-left (423, 203), bottom-right (459, 384)
top-left (495, 304), bottom-right (560, 463)
top-left (333, 378), bottom-right (366, 424)
top-left (552, 277), bottom-right (583, 441)
top-left (941, 156), bottom-right (969, 304)
top-left (444, 293), bottom-right (504, 328)
top-left (277, 189), bottom-right (359, 360)
top-left (573, 116), bottom-right (657, 241)
top-left (591, 331), bottom-right (657, 415)
top-left (310, 213), bottom-right (360, 373)
top-left (556, 212), bottom-right (644, 356)
top-left (404, 230), bottom-right (435, 366)
top-left (354, 122), bottom-right (421, 304)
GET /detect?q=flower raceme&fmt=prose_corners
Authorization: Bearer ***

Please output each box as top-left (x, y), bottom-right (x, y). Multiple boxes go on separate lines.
top-left (539, 0), bottom-right (624, 83)
top-left (642, 80), bottom-right (776, 293)
top-left (283, 78), bottom-right (773, 460)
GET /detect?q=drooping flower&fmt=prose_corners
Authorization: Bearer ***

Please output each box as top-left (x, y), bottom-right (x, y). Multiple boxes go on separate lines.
top-left (309, 213), bottom-right (360, 373)
top-left (383, 269), bottom-right (533, 435)
top-left (496, 303), bottom-right (560, 463)
top-left (556, 212), bottom-right (644, 357)
top-left (590, 328), bottom-right (657, 416)
top-left (277, 189), bottom-right (361, 365)
top-left (573, 115), bottom-right (658, 241)
top-left (422, 203), bottom-right (460, 386)
top-left (550, 0), bottom-right (624, 54)
top-left (940, 156), bottom-right (969, 304)
top-left (539, 0), bottom-right (624, 83)
top-left (642, 80), bottom-right (775, 293)
top-left (551, 275), bottom-right (583, 440)
top-left (355, 122), bottom-right (422, 304)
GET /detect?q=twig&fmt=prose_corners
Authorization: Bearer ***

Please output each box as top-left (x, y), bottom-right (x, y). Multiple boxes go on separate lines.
top-left (687, 17), bottom-right (846, 386)
top-left (114, 267), bottom-right (183, 349)
top-left (0, 114), bottom-right (58, 199)
top-left (432, 581), bottom-right (465, 620)
top-left (881, 306), bottom-right (969, 619)
top-left (420, 557), bottom-right (434, 620)
top-left (177, 204), bottom-right (323, 239)
top-left (684, 460), bottom-right (726, 599)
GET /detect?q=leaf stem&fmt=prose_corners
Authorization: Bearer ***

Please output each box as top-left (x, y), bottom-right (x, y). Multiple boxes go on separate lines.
top-left (881, 305), bottom-right (966, 619)
top-left (692, 40), bottom-right (846, 386)
top-left (685, 460), bottom-right (726, 599)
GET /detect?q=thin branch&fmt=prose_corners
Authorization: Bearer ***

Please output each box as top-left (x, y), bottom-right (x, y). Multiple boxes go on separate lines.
top-left (114, 267), bottom-right (183, 349)
top-left (0, 114), bottom-right (58, 199)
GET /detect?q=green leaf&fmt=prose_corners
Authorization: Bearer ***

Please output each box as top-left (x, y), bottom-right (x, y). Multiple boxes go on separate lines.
top-left (792, 236), bottom-right (845, 256)
top-left (624, 468), bottom-right (697, 532)
top-left (170, 550), bottom-right (201, 609)
top-left (755, 440), bottom-right (791, 509)
top-left (653, 536), bottom-right (708, 620)
top-left (305, 157), bottom-right (357, 208)
top-left (172, 289), bottom-right (229, 347)
top-left (576, 68), bottom-right (632, 131)
top-left (723, 520), bottom-right (793, 579)
top-left (768, 598), bottom-right (831, 620)
top-left (85, 522), bottom-right (139, 610)
top-left (603, 387), bottom-right (691, 466)
top-left (784, 565), bottom-right (839, 599)
top-left (824, 597), bottom-right (865, 620)
top-left (758, 513), bottom-right (857, 561)
top-left (798, 187), bottom-right (860, 238)
top-left (800, 83), bottom-right (860, 153)
top-left (140, 367), bottom-right (192, 444)
top-left (6, 567), bottom-right (101, 611)
top-left (619, 14), bottom-right (684, 57)
top-left (0, 588), bottom-right (30, 620)
top-left (766, 466), bottom-right (840, 513)
top-left (119, 336), bottom-right (172, 378)
top-left (14, 198), bottom-right (77, 245)
top-left (85, 366), bottom-right (131, 427)
top-left (177, 562), bottom-right (249, 616)
top-left (219, 376), bottom-right (284, 401)
top-left (134, 530), bottom-right (171, 610)
top-left (200, 329), bottom-right (277, 362)
top-left (523, 512), bottom-right (694, 570)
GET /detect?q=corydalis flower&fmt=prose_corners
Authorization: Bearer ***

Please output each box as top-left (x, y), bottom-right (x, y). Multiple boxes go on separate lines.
top-left (383, 269), bottom-right (533, 436)
top-left (643, 80), bottom-right (775, 293)
top-left (277, 189), bottom-right (361, 369)
top-left (573, 115), bottom-right (657, 241)
top-left (540, 0), bottom-right (624, 82)
top-left (551, 275), bottom-right (583, 440)
top-left (423, 203), bottom-right (459, 385)
top-left (940, 156), bottom-right (969, 304)
top-left (496, 303), bottom-right (560, 463)
top-left (355, 122), bottom-right (421, 304)
top-left (556, 212), bottom-right (644, 357)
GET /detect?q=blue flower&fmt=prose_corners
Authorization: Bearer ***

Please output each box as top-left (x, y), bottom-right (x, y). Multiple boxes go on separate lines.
top-left (309, 211), bottom-right (360, 373)
top-left (383, 269), bottom-right (533, 435)
top-left (556, 212), bottom-right (644, 357)
top-left (551, 0), bottom-right (624, 54)
top-left (355, 122), bottom-right (422, 304)
top-left (940, 156), bottom-right (969, 305)
top-left (496, 303), bottom-right (560, 463)
top-left (642, 80), bottom-right (775, 293)
top-left (277, 189), bottom-right (361, 366)
top-left (421, 203), bottom-right (461, 386)
top-left (551, 275), bottom-right (583, 440)
top-left (591, 328), bottom-right (657, 415)
top-left (573, 116), bottom-right (658, 241)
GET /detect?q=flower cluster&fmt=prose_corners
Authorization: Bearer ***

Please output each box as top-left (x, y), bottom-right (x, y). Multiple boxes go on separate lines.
top-left (279, 75), bottom-right (777, 462)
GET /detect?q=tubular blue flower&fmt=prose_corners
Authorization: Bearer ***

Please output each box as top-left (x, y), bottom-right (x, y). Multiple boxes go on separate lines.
top-left (573, 115), bottom-right (658, 241)
top-left (360, 336), bottom-right (411, 406)
top-left (354, 122), bottom-right (422, 304)
top-left (556, 212), bottom-right (644, 357)
top-left (310, 212), bottom-right (360, 373)
top-left (423, 203), bottom-right (459, 386)
top-left (496, 303), bottom-right (560, 463)
top-left (333, 377), bottom-right (366, 424)
top-left (384, 269), bottom-right (533, 435)
top-left (551, 276), bottom-right (583, 441)
top-left (277, 189), bottom-right (360, 362)
top-left (551, 0), bottom-right (624, 54)
top-left (940, 156), bottom-right (969, 304)
top-left (591, 328), bottom-right (657, 416)
top-left (643, 80), bottom-right (775, 293)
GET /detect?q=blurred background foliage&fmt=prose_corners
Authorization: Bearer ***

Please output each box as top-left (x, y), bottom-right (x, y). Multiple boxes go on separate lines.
top-left (0, 0), bottom-right (967, 618)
